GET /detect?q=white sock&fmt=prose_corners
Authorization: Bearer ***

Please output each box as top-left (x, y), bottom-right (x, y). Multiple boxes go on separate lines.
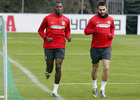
top-left (52, 83), bottom-right (59, 93)
top-left (100, 81), bottom-right (107, 90)
top-left (92, 79), bottom-right (97, 89)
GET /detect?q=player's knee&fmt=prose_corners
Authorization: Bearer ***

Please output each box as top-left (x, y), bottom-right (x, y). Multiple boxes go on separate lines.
top-left (94, 67), bottom-right (98, 71)
top-left (92, 66), bottom-right (98, 73)
top-left (56, 66), bottom-right (61, 73)
top-left (93, 65), bottom-right (99, 70)
top-left (103, 67), bottom-right (109, 72)
top-left (47, 67), bottom-right (53, 73)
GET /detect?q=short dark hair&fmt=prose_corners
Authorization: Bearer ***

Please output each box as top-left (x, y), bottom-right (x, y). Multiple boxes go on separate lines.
top-left (97, 0), bottom-right (107, 8)
top-left (54, 1), bottom-right (62, 6)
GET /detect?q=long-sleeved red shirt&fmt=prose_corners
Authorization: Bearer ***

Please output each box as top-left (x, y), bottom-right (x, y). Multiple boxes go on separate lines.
top-left (38, 13), bottom-right (71, 49)
top-left (84, 14), bottom-right (115, 48)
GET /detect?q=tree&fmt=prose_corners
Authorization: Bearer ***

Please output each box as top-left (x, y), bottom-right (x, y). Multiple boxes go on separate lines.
top-left (0, 0), bottom-right (92, 14)
top-left (0, 0), bottom-right (21, 13)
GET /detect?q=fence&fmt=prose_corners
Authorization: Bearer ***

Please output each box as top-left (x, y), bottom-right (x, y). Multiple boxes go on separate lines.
top-left (106, 0), bottom-right (124, 14)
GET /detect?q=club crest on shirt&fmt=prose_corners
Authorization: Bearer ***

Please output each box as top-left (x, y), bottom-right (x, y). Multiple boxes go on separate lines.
top-left (62, 21), bottom-right (65, 25)
top-left (107, 20), bottom-right (111, 24)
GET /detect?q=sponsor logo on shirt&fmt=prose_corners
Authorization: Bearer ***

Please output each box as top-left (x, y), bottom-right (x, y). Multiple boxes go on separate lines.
top-left (96, 24), bottom-right (110, 28)
top-left (50, 25), bottom-right (65, 29)
top-left (51, 22), bottom-right (55, 24)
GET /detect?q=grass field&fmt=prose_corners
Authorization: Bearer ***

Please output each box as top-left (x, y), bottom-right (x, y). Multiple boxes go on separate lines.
top-left (7, 33), bottom-right (140, 100)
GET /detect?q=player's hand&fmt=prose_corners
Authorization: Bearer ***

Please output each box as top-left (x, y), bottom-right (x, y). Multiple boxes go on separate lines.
top-left (96, 27), bottom-right (100, 33)
top-left (46, 37), bottom-right (53, 43)
top-left (67, 37), bottom-right (71, 42)
top-left (108, 34), bottom-right (113, 40)
top-left (93, 27), bottom-right (100, 34)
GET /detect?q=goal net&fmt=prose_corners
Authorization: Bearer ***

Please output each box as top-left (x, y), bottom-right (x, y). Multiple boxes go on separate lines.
top-left (0, 14), bottom-right (8, 100)
top-left (0, 15), bottom-right (28, 100)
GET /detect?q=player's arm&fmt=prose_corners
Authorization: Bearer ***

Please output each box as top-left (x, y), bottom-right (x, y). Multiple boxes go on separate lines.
top-left (38, 17), bottom-right (53, 43)
top-left (108, 19), bottom-right (115, 40)
top-left (84, 19), bottom-right (97, 35)
top-left (38, 17), bottom-right (48, 39)
top-left (65, 19), bottom-right (71, 42)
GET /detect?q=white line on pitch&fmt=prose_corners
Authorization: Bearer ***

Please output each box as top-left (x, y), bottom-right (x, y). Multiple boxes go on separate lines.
top-left (7, 37), bottom-right (91, 40)
top-left (17, 53), bottom-right (44, 55)
top-left (7, 37), bottom-right (139, 41)
top-left (60, 83), bottom-right (140, 85)
top-left (7, 56), bottom-right (65, 100)
top-left (7, 37), bottom-right (41, 40)
top-left (17, 53), bottom-right (140, 56)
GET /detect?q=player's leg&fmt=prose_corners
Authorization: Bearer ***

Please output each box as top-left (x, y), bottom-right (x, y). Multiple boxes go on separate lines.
top-left (92, 62), bottom-right (99, 97)
top-left (45, 60), bottom-right (54, 79)
top-left (52, 48), bottom-right (65, 97)
top-left (44, 49), bottom-right (54, 79)
top-left (46, 61), bottom-right (54, 72)
top-left (55, 58), bottom-right (63, 84)
top-left (100, 59), bottom-right (110, 98)
top-left (52, 58), bottom-right (63, 97)
top-left (102, 59), bottom-right (110, 82)
top-left (92, 62), bottom-right (99, 87)
top-left (90, 47), bottom-right (100, 97)
top-left (101, 59), bottom-right (110, 90)
top-left (100, 47), bottom-right (112, 98)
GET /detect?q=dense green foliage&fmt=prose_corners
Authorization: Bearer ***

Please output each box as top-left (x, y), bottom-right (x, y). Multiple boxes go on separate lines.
top-left (0, 0), bottom-right (92, 13)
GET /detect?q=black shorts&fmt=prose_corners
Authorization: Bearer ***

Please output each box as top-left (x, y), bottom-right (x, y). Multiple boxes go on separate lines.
top-left (44, 48), bottom-right (65, 61)
top-left (90, 47), bottom-right (112, 64)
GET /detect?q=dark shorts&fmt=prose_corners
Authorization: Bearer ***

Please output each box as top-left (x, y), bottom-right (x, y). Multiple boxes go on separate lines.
top-left (90, 47), bottom-right (112, 64)
top-left (44, 48), bottom-right (65, 61)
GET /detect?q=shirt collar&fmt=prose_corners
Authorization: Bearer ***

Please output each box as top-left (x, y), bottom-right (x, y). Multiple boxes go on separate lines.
top-left (54, 13), bottom-right (62, 18)
top-left (98, 13), bottom-right (108, 18)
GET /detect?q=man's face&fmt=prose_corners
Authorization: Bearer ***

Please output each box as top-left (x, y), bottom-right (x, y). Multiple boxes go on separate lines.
top-left (97, 6), bottom-right (107, 16)
top-left (54, 3), bottom-right (63, 16)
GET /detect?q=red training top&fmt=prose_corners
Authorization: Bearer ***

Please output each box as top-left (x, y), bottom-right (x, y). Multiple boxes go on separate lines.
top-left (38, 13), bottom-right (71, 49)
top-left (84, 14), bottom-right (115, 48)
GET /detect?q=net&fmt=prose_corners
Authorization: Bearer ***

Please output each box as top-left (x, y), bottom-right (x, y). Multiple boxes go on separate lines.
top-left (8, 59), bottom-right (28, 100)
top-left (0, 15), bottom-right (28, 100)
top-left (0, 14), bottom-right (7, 100)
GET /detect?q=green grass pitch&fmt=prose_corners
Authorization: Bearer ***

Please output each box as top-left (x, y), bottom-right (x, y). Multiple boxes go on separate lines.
top-left (7, 33), bottom-right (140, 100)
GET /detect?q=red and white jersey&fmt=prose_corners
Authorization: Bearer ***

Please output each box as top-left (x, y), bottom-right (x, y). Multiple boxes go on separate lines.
top-left (38, 13), bottom-right (71, 49)
top-left (84, 14), bottom-right (115, 48)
